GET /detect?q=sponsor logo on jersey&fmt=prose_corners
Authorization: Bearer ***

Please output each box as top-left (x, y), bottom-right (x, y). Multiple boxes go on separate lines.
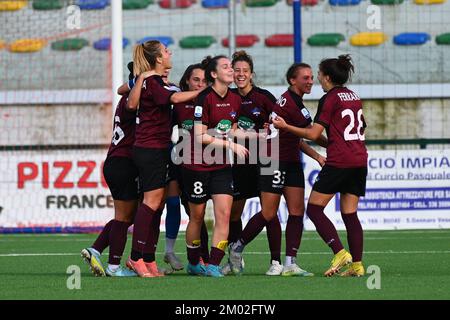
top-left (251, 107), bottom-right (261, 117)
top-left (301, 108), bottom-right (311, 119)
top-left (181, 119), bottom-right (194, 131)
top-left (194, 106), bottom-right (203, 118)
top-left (216, 103), bottom-right (230, 108)
top-left (216, 119), bottom-right (232, 134)
top-left (238, 116), bottom-right (255, 130)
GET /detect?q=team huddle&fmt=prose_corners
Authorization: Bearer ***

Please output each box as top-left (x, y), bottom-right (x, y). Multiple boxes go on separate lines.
top-left (81, 40), bottom-right (368, 278)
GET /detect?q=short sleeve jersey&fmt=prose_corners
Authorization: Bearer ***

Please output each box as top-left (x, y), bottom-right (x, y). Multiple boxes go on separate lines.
top-left (271, 89), bottom-right (312, 162)
top-left (173, 100), bottom-right (195, 133)
top-left (232, 87), bottom-right (275, 131)
top-left (182, 87), bottom-right (241, 171)
top-left (107, 94), bottom-right (136, 159)
top-left (314, 86), bottom-right (368, 168)
top-left (134, 75), bottom-right (176, 149)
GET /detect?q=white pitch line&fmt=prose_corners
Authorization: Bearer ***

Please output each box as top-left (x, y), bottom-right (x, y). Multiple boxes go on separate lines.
top-left (2, 236), bottom-right (450, 243)
top-left (1, 250), bottom-right (450, 257)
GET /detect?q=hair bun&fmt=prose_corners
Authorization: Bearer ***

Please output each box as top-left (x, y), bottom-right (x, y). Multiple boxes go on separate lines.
top-left (201, 56), bottom-right (213, 68)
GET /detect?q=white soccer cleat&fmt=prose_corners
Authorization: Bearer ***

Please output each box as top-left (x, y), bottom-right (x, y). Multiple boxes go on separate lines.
top-left (265, 260), bottom-right (283, 276)
top-left (281, 262), bottom-right (314, 277)
top-left (164, 252), bottom-right (184, 271)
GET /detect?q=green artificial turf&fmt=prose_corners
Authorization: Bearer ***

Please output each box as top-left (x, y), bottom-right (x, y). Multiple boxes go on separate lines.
top-left (1, 230), bottom-right (449, 300)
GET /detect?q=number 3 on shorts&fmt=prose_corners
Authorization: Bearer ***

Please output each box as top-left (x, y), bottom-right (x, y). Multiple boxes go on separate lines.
top-left (272, 170), bottom-right (285, 185)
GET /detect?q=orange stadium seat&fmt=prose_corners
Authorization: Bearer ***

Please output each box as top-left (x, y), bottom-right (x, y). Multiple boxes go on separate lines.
top-left (350, 32), bottom-right (387, 46)
top-left (414, 0), bottom-right (446, 4)
top-left (9, 39), bottom-right (47, 53)
top-left (0, 1), bottom-right (27, 11)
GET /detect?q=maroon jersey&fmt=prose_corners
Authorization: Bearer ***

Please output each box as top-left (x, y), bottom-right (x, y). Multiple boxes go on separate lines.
top-left (314, 86), bottom-right (368, 168)
top-left (173, 100), bottom-right (195, 133)
top-left (107, 94), bottom-right (136, 159)
top-left (183, 86), bottom-right (241, 171)
top-left (232, 87), bottom-right (275, 131)
top-left (271, 89), bottom-right (312, 162)
top-left (232, 87), bottom-right (275, 165)
top-left (134, 75), bottom-right (175, 149)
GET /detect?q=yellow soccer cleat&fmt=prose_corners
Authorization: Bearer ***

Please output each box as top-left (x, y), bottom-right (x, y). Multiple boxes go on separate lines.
top-left (340, 262), bottom-right (365, 277)
top-left (81, 248), bottom-right (105, 277)
top-left (324, 249), bottom-right (352, 277)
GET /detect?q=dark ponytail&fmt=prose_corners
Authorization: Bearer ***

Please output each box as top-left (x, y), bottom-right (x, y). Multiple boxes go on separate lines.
top-left (203, 55), bottom-right (227, 84)
top-left (319, 54), bottom-right (354, 86)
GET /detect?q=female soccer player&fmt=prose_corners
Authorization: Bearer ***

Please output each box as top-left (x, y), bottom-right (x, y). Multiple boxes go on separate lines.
top-left (272, 55), bottom-right (367, 277)
top-left (125, 40), bottom-right (202, 277)
top-left (164, 62), bottom-right (210, 271)
top-left (81, 63), bottom-right (143, 277)
top-left (229, 62), bottom-right (327, 277)
top-left (222, 50), bottom-right (284, 276)
top-left (181, 55), bottom-right (249, 277)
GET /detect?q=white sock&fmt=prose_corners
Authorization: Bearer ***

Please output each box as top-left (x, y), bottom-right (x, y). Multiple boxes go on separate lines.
top-left (165, 237), bottom-right (176, 254)
top-left (233, 240), bottom-right (245, 253)
top-left (285, 256), bottom-right (295, 266)
top-left (90, 248), bottom-right (100, 256)
top-left (108, 264), bottom-right (120, 271)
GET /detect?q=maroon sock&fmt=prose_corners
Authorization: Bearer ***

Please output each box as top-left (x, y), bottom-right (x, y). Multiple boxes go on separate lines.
top-left (306, 204), bottom-right (344, 254)
top-left (92, 219), bottom-right (114, 253)
top-left (240, 211), bottom-right (267, 245)
top-left (285, 215), bottom-right (304, 258)
top-left (266, 216), bottom-right (281, 263)
top-left (187, 245), bottom-right (201, 265)
top-left (144, 209), bottom-right (163, 254)
top-left (228, 219), bottom-right (242, 243)
top-left (108, 220), bottom-right (132, 265)
top-left (131, 203), bottom-right (155, 253)
top-left (200, 222), bottom-right (210, 263)
top-left (209, 247), bottom-right (225, 266)
top-left (341, 212), bottom-right (363, 262)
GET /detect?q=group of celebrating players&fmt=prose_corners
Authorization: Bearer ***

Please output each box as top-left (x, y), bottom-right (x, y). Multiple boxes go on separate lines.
top-left (81, 40), bottom-right (368, 279)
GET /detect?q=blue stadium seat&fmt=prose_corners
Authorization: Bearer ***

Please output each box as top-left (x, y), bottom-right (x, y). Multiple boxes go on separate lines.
top-left (393, 33), bottom-right (430, 45)
top-left (329, 0), bottom-right (361, 5)
top-left (202, 0), bottom-right (229, 8)
top-left (137, 36), bottom-right (174, 47)
top-left (76, 0), bottom-right (110, 10)
top-left (93, 37), bottom-right (130, 50)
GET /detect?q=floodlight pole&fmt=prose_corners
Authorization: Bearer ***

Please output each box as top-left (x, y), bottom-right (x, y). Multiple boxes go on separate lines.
top-left (112, 0), bottom-right (123, 112)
